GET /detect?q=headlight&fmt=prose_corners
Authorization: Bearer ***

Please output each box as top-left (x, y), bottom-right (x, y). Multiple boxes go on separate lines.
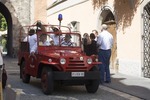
top-left (60, 58), bottom-right (66, 64)
top-left (80, 56), bottom-right (83, 61)
top-left (48, 59), bottom-right (52, 62)
top-left (87, 58), bottom-right (92, 64)
top-left (95, 58), bottom-right (98, 62)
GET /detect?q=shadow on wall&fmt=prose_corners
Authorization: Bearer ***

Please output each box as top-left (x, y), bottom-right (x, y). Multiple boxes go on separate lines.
top-left (92, 0), bottom-right (140, 31)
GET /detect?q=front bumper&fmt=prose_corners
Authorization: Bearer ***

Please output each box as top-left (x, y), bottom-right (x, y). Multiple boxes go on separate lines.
top-left (53, 71), bottom-right (100, 80)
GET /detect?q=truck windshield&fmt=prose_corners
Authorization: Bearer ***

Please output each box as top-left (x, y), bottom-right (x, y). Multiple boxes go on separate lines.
top-left (38, 33), bottom-right (81, 47)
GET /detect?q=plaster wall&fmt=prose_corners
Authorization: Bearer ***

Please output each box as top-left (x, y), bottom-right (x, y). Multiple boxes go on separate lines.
top-left (47, 0), bottom-right (144, 77)
top-left (34, 0), bottom-right (47, 23)
top-left (117, 5), bottom-right (142, 77)
top-left (47, 0), bottom-right (100, 35)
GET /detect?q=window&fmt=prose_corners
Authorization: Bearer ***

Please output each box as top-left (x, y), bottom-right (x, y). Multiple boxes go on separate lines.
top-left (68, 21), bottom-right (80, 32)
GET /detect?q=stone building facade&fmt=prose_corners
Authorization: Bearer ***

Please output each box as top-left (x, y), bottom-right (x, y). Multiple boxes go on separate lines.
top-left (0, 0), bottom-right (47, 57)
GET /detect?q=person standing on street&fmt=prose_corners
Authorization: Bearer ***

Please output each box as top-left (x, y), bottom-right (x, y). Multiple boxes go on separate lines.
top-left (82, 33), bottom-right (91, 55)
top-left (86, 33), bottom-right (98, 56)
top-left (97, 24), bottom-right (113, 84)
top-left (92, 29), bottom-right (99, 41)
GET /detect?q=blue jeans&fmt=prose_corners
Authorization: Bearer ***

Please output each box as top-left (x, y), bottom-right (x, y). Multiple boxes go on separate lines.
top-left (98, 49), bottom-right (111, 83)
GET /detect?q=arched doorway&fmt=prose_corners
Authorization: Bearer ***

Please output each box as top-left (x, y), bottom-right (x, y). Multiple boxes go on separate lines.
top-left (99, 8), bottom-right (118, 72)
top-left (0, 2), bottom-right (13, 56)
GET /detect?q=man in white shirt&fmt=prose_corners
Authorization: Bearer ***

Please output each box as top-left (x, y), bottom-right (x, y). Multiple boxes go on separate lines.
top-left (23, 29), bottom-right (37, 54)
top-left (29, 33), bottom-right (37, 54)
top-left (50, 34), bottom-right (60, 45)
top-left (39, 34), bottom-right (50, 46)
top-left (50, 27), bottom-right (63, 45)
top-left (97, 24), bottom-right (113, 84)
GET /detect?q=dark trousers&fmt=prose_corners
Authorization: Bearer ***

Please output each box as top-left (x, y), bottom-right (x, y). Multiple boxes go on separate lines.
top-left (98, 49), bottom-right (111, 83)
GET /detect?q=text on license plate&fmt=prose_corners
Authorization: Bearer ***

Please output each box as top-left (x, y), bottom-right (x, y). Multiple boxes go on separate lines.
top-left (71, 72), bottom-right (85, 77)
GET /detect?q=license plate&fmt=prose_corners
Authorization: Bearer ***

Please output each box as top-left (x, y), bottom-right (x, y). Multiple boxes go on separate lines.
top-left (71, 72), bottom-right (85, 77)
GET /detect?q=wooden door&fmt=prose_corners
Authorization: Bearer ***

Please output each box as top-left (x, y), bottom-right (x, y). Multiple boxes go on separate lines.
top-left (107, 24), bottom-right (118, 71)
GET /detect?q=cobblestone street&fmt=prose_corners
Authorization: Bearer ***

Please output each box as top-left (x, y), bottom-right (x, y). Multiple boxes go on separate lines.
top-left (2, 56), bottom-right (144, 100)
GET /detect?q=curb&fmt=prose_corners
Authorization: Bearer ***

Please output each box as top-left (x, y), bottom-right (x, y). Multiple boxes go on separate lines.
top-left (5, 84), bottom-right (23, 100)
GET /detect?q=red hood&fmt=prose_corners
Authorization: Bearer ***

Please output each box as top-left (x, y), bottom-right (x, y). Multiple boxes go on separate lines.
top-left (39, 50), bottom-right (84, 58)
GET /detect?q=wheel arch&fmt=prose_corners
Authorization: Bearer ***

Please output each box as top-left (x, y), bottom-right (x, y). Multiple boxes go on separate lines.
top-left (19, 57), bottom-right (25, 78)
top-left (37, 63), bottom-right (59, 78)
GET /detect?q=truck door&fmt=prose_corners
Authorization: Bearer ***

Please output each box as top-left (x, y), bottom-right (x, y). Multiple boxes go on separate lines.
top-left (28, 54), bottom-right (37, 76)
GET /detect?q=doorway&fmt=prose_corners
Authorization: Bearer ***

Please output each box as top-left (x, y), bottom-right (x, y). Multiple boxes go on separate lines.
top-left (106, 22), bottom-right (117, 71)
top-left (99, 9), bottom-right (118, 72)
top-left (0, 2), bottom-right (13, 57)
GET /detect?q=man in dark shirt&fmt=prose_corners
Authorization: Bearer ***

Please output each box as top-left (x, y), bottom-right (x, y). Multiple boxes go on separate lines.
top-left (86, 33), bottom-right (98, 56)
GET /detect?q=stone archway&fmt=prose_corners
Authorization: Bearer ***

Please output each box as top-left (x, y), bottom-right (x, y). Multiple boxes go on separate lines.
top-left (99, 8), bottom-right (118, 72)
top-left (0, 1), bottom-right (28, 57)
top-left (0, 2), bottom-right (12, 56)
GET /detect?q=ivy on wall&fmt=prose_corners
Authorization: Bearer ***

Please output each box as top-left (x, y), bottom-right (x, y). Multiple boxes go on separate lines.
top-left (0, 13), bottom-right (7, 31)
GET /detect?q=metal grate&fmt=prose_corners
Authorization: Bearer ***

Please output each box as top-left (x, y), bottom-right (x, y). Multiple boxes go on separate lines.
top-left (66, 57), bottom-right (86, 71)
top-left (143, 3), bottom-right (150, 78)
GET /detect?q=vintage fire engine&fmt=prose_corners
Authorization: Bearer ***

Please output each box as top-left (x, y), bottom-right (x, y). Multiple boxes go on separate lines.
top-left (18, 16), bottom-right (101, 94)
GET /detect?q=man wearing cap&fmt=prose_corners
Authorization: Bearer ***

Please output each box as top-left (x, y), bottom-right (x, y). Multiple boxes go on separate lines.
top-left (23, 29), bottom-right (37, 54)
top-left (97, 24), bottom-right (113, 84)
top-left (61, 34), bottom-right (73, 46)
top-left (50, 27), bottom-right (63, 45)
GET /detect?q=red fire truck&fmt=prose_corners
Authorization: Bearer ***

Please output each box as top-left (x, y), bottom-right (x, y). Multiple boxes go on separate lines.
top-left (18, 20), bottom-right (101, 95)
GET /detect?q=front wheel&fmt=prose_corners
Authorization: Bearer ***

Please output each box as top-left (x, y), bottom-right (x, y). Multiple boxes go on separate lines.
top-left (85, 66), bottom-right (99, 93)
top-left (41, 67), bottom-right (54, 95)
top-left (20, 61), bottom-right (30, 83)
top-left (85, 79), bottom-right (99, 93)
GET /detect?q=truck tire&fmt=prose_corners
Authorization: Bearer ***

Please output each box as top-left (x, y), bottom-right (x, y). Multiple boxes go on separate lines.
top-left (85, 66), bottom-right (99, 93)
top-left (41, 67), bottom-right (54, 95)
top-left (21, 61), bottom-right (30, 83)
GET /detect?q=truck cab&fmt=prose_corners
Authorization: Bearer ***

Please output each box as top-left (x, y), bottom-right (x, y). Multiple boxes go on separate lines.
top-left (18, 21), bottom-right (101, 94)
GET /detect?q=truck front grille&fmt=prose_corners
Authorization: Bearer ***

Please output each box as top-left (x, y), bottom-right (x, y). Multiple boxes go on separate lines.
top-left (66, 57), bottom-right (87, 71)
